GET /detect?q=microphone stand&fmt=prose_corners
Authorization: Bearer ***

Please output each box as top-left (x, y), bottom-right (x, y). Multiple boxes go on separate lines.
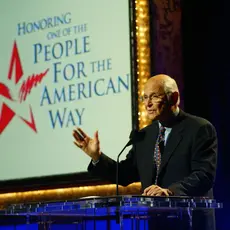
top-left (115, 129), bottom-right (143, 224)
top-left (116, 141), bottom-right (131, 196)
top-left (115, 140), bottom-right (131, 225)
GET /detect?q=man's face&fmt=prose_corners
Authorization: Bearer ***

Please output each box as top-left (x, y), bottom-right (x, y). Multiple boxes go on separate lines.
top-left (143, 82), bottom-right (168, 121)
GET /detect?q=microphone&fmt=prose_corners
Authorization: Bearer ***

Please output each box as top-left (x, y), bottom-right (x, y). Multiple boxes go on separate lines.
top-left (116, 129), bottom-right (144, 196)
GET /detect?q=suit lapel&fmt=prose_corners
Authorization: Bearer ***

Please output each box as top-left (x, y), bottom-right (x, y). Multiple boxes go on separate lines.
top-left (158, 111), bottom-right (185, 176)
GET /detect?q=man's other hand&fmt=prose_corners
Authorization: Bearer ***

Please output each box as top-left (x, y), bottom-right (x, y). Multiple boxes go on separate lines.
top-left (142, 185), bottom-right (172, 196)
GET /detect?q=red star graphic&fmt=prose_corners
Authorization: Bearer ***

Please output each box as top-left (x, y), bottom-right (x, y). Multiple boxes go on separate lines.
top-left (0, 41), bottom-right (49, 134)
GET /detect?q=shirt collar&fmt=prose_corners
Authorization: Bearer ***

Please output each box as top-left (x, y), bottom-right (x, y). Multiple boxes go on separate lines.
top-left (158, 122), bottom-right (172, 132)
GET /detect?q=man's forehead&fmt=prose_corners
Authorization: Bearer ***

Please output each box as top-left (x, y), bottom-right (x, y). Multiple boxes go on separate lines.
top-left (144, 82), bottom-right (164, 93)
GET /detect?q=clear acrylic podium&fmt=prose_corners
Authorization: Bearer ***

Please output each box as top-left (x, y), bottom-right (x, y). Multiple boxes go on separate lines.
top-left (0, 195), bottom-right (223, 230)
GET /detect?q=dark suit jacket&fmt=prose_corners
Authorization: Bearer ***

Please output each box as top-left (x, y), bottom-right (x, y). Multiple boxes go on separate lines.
top-left (88, 110), bottom-right (218, 230)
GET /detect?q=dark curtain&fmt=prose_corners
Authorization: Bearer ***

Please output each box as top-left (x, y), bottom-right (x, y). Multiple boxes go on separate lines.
top-left (181, 0), bottom-right (230, 229)
top-left (149, 0), bottom-right (230, 229)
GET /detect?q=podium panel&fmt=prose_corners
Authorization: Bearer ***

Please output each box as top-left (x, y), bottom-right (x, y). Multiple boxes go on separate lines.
top-left (0, 195), bottom-right (223, 230)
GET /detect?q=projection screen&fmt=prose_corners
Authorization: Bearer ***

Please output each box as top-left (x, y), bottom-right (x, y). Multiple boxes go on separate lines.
top-left (0, 0), bottom-right (134, 183)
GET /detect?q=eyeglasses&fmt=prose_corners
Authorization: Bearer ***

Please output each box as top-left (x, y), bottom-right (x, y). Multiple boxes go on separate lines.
top-left (139, 93), bottom-right (166, 103)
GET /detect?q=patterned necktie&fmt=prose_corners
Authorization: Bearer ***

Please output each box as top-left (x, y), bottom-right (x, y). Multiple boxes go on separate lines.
top-left (154, 125), bottom-right (166, 184)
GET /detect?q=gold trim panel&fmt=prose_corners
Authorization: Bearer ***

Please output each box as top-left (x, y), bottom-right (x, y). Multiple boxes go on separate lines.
top-left (0, 183), bottom-right (141, 208)
top-left (135, 0), bottom-right (152, 129)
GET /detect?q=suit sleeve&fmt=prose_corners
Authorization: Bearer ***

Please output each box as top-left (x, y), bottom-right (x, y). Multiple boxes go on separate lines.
top-left (87, 148), bottom-right (139, 186)
top-left (168, 122), bottom-right (218, 196)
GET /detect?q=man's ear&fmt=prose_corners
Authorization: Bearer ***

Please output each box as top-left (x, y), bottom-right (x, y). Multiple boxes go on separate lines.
top-left (169, 92), bottom-right (179, 105)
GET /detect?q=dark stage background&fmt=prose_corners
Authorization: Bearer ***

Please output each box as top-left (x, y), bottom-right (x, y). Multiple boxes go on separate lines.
top-left (182, 1), bottom-right (229, 229)
top-left (149, 0), bottom-right (229, 229)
